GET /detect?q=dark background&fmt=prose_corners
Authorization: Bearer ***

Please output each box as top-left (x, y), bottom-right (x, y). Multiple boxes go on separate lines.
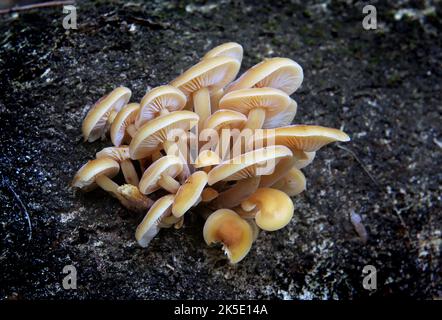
top-left (0, 0), bottom-right (441, 299)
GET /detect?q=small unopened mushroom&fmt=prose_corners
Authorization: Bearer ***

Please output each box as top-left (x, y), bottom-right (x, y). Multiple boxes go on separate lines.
top-left (135, 194), bottom-right (178, 247)
top-left (135, 85), bottom-right (187, 128)
top-left (110, 103), bottom-right (140, 146)
top-left (219, 87), bottom-right (291, 130)
top-left (72, 158), bottom-right (152, 213)
top-left (271, 167), bottom-right (306, 196)
top-left (82, 87), bottom-right (132, 142)
top-left (139, 155), bottom-right (183, 195)
top-left (208, 145), bottom-right (293, 208)
top-left (170, 56), bottom-right (240, 130)
top-left (172, 171), bottom-right (208, 217)
top-left (96, 146), bottom-right (139, 186)
top-left (225, 57), bottom-right (303, 95)
top-left (240, 188), bottom-right (294, 231)
top-left (203, 209), bottom-right (253, 264)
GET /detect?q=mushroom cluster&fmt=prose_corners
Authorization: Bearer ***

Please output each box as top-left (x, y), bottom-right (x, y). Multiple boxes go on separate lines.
top-left (72, 42), bottom-right (350, 264)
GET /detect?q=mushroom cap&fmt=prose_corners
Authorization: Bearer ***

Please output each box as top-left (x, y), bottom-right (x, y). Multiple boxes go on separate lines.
top-left (262, 98), bottom-right (297, 129)
top-left (129, 110), bottom-right (199, 160)
top-left (194, 150), bottom-right (222, 168)
top-left (241, 188), bottom-right (294, 231)
top-left (201, 187), bottom-right (219, 202)
top-left (203, 209), bottom-right (253, 264)
top-left (272, 167), bottom-right (306, 196)
top-left (172, 171), bottom-right (208, 218)
top-left (110, 103), bottom-right (140, 146)
top-left (96, 145), bottom-right (131, 162)
top-left (207, 145), bottom-right (293, 185)
top-left (203, 109), bottom-right (247, 131)
top-left (71, 158), bottom-right (120, 191)
top-left (135, 194), bottom-right (174, 247)
top-left (219, 87), bottom-right (291, 119)
top-left (203, 42), bottom-right (243, 64)
top-left (225, 57), bottom-right (303, 95)
top-left (271, 125), bottom-right (350, 152)
top-left (139, 155), bottom-right (183, 195)
top-left (136, 85), bottom-right (187, 127)
top-left (82, 87), bottom-right (132, 142)
top-left (170, 56), bottom-right (240, 96)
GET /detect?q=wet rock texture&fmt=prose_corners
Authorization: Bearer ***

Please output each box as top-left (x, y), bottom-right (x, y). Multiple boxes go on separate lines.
top-left (0, 0), bottom-right (441, 299)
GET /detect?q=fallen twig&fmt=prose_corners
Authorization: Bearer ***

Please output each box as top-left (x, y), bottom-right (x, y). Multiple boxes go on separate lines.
top-left (337, 144), bottom-right (381, 188)
top-left (0, 1), bottom-right (75, 14)
top-left (1, 174), bottom-right (32, 240)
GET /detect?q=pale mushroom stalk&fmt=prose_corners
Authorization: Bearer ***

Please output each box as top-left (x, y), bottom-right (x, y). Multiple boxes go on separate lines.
top-left (120, 159), bottom-right (139, 186)
top-left (214, 176), bottom-right (261, 208)
top-left (95, 174), bottom-right (120, 195)
top-left (126, 124), bottom-right (137, 138)
top-left (157, 174), bottom-right (181, 193)
top-left (244, 107), bottom-right (266, 129)
top-left (193, 87), bottom-right (211, 132)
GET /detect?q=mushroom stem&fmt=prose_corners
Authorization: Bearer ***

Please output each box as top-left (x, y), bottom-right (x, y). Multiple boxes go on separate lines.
top-left (214, 176), bottom-right (261, 208)
top-left (259, 156), bottom-right (296, 187)
top-left (159, 108), bottom-right (170, 116)
top-left (245, 107), bottom-right (266, 129)
top-left (121, 159), bottom-right (139, 186)
top-left (193, 87), bottom-right (211, 132)
top-left (127, 124), bottom-right (137, 138)
top-left (152, 150), bottom-right (162, 162)
top-left (96, 174), bottom-right (119, 195)
top-left (158, 174), bottom-right (181, 193)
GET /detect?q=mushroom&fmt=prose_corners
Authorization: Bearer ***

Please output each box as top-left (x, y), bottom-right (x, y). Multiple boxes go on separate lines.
top-left (271, 167), bottom-right (306, 196)
top-left (207, 145), bottom-right (293, 208)
top-left (225, 57), bottom-right (303, 95)
top-left (194, 149), bottom-right (222, 173)
top-left (293, 151), bottom-right (316, 169)
top-left (129, 110), bottom-right (199, 180)
top-left (219, 87), bottom-right (291, 130)
top-left (203, 208), bottom-right (253, 264)
top-left (239, 188), bottom-right (294, 231)
top-left (172, 171), bottom-right (208, 218)
top-left (71, 158), bottom-right (152, 213)
top-left (135, 85), bottom-right (187, 128)
top-left (170, 56), bottom-right (240, 131)
top-left (96, 146), bottom-right (139, 186)
top-left (254, 125), bottom-right (349, 187)
top-left (82, 87), bottom-right (132, 142)
top-left (110, 103), bottom-right (140, 146)
top-left (135, 194), bottom-right (178, 247)
top-left (203, 109), bottom-right (247, 132)
top-left (139, 155), bottom-right (183, 195)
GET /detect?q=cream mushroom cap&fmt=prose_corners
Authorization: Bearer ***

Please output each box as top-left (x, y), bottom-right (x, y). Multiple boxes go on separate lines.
top-left (82, 87), bottom-right (132, 142)
top-left (203, 109), bottom-right (247, 131)
top-left (129, 110), bottom-right (199, 160)
top-left (225, 57), bottom-right (303, 95)
top-left (172, 171), bottom-right (208, 218)
top-left (71, 158), bottom-right (120, 191)
top-left (96, 146), bottom-right (131, 161)
top-left (110, 103), bottom-right (140, 146)
top-left (203, 209), bottom-right (253, 264)
top-left (135, 194), bottom-right (174, 247)
top-left (203, 42), bottom-right (243, 64)
top-left (170, 56), bottom-right (240, 96)
top-left (136, 85), bottom-right (187, 127)
top-left (139, 155), bottom-right (183, 195)
top-left (219, 87), bottom-right (292, 119)
top-left (241, 188), bottom-right (294, 231)
top-left (194, 150), bottom-right (222, 168)
top-left (262, 98), bottom-right (297, 129)
top-left (207, 145), bottom-right (293, 185)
